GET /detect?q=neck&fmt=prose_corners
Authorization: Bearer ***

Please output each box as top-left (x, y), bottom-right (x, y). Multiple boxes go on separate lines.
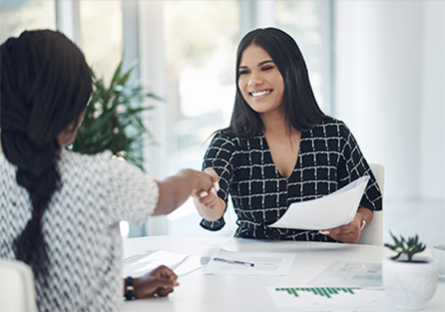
top-left (260, 110), bottom-right (296, 137)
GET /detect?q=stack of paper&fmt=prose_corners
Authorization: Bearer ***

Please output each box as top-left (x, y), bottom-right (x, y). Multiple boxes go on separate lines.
top-left (269, 176), bottom-right (370, 230)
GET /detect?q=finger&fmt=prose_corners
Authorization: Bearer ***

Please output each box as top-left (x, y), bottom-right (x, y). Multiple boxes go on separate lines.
top-left (204, 168), bottom-right (220, 189)
top-left (156, 286), bottom-right (174, 297)
top-left (156, 266), bottom-right (178, 280)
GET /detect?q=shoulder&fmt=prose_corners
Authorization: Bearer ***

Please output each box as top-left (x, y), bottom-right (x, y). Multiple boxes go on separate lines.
top-left (59, 149), bottom-right (112, 168)
top-left (209, 129), bottom-right (243, 149)
top-left (309, 116), bottom-right (351, 138)
top-left (58, 149), bottom-right (114, 180)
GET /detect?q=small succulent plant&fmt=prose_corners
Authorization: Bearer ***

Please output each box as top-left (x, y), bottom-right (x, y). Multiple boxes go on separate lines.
top-left (384, 231), bottom-right (426, 262)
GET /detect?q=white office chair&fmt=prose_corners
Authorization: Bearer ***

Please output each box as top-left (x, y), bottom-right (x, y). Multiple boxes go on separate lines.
top-left (0, 259), bottom-right (37, 312)
top-left (356, 163), bottom-right (384, 246)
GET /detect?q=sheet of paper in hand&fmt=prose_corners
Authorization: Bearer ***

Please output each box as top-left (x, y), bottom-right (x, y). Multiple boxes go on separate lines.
top-left (268, 176), bottom-right (369, 230)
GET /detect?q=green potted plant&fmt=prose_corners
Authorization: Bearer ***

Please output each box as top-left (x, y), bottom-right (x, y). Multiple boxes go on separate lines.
top-left (383, 232), bottom-right (439, 310)
top-left (69, 59), bottom-right (159, 170)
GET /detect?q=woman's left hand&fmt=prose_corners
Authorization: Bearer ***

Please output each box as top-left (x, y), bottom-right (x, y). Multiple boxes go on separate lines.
top-left (320, 213), bottom-right (363, 244)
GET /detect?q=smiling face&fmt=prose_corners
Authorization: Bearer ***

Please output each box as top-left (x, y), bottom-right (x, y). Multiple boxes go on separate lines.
top-left (238, 44), bottom-right (285, 117)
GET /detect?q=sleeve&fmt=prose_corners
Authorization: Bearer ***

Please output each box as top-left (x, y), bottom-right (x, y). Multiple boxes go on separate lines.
top-left (200, 131), bottom-right (238, 231)
top-left (102, 153), bottom-right (159, 226)
top-left (337, 123), bottom-right (382, 211)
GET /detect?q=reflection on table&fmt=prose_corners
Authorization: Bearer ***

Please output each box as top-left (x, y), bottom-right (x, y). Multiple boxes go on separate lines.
top-left (122, 236), bottom-right (445, 312)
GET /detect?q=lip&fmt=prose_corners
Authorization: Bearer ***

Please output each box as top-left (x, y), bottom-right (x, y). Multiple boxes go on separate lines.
top-left (249, 89), bottom-right (273, 99)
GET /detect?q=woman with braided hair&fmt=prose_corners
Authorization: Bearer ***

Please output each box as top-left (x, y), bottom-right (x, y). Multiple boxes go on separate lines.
top-left (0, 30), bottom-right (218, 311)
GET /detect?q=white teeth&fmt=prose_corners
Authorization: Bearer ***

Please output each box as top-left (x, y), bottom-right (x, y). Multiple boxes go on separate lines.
top-left (251, 90), bottom-right (271, 97)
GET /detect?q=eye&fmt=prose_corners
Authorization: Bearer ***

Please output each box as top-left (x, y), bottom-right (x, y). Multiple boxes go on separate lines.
top-left (261, 66), bottom-right (274, 71)
top-left (239, 69), bottom-right (250, 75)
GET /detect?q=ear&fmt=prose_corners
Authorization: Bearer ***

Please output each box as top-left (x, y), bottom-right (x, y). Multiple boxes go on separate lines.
top-left (57, 110), bottom-right (86, 148)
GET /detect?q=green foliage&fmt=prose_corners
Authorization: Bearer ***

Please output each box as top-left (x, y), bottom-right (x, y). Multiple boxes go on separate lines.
top-left (384, 231), bottom-right (426, 262)
top-left (70, 59), bottom-right (159, 171)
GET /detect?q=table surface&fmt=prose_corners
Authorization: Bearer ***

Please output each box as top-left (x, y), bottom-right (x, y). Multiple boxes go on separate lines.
top-left (122, 236), bottom-right (445, 312)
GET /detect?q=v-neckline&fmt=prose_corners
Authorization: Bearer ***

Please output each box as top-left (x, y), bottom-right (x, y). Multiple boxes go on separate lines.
top-left (260, 131), bottom-right (306, 180)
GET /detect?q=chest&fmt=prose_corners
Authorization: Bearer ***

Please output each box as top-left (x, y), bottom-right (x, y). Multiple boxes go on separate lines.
top-left (237, 135), bottom-right (340, 177)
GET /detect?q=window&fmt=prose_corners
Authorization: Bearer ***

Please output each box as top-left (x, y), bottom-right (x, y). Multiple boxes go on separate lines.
top-left (275, 0), bottom-right (332, 114)
top-left (0, 0), bottom-right (56, 44)
top-left (79, 0), bottom-right (123, 84)
top-left (162, 0), bottom-right (240, 236)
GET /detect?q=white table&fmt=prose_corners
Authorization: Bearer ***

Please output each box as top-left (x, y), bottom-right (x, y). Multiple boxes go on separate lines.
top-left (122, 236), bottom-right (445, 312)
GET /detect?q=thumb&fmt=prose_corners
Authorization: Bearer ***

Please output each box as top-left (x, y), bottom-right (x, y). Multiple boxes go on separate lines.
top-left (204, 168), bottom-right (219, 191)
top-left (153, 278), bottom-right (179, 288)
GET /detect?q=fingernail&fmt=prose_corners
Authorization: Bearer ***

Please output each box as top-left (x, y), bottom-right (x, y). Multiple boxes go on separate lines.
top-left (319, 230), bottom-right (330, 235)
top-left (213, 181), bottom-right (220, 191)
top-left (199, 191), bottom-right (208, 198)
top-left (211, 188), bottom-right (217, 195)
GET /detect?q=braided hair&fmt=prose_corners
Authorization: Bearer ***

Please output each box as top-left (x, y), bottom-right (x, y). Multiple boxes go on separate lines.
top-left (0, 30), bottom-right (92, 277)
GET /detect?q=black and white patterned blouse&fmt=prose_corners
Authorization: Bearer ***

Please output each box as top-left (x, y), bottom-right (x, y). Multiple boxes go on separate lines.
top-left (0, 149), bottom-right (158, 311)
top-left (200, 117), bottom-right (382, 242)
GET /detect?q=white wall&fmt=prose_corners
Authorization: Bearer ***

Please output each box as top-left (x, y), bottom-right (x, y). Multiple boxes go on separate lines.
top-left (419, 1), bottom-right (445, 199)
top-left (334, 0), bottom-right (444, 202)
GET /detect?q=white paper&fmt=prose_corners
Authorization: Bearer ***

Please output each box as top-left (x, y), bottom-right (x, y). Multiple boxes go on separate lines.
top-left (123, 250), bottom-right (203, 277)
top-left (267, 286), bottom-right (391, 309)
top-left (308, 260), bottom-right (383, 288)
top-left (204, 249), bottom-right (295, 275)
top-left (269, 176), bottom-right (370, 230)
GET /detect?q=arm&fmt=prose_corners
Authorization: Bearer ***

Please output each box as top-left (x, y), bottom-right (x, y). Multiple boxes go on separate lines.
top-left (193, 168), bottom-right (226, 221)
top-left (124, 265), bottom-right (179, 299)
top-left (195, 132), bottom-right (236, 228)
top-left (152, 169), bottom-right (217, 216)
top-left (326, 122), bottom-right (381, 243)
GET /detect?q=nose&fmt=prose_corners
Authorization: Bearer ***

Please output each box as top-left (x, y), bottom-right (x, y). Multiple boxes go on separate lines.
top-left (248, 71), bottom-right (263, 87)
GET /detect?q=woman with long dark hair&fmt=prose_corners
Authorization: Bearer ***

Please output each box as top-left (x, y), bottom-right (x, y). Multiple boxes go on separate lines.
top-left (194, 28), bottom-right (382, 244)
top-left (0, 30), bottom-right (217, 311)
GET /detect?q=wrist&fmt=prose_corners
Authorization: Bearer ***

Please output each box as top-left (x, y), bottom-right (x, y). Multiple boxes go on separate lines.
top-left (357, 211), bottom-right (366, 230)
top-left (124, 276), bottom-right (135, 300)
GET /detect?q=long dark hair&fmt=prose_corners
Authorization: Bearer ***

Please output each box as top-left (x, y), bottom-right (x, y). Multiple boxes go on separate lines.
top-left (0, 30), bottom-right (92, 277)
top-left (228, 27), bottom-right (325, 138)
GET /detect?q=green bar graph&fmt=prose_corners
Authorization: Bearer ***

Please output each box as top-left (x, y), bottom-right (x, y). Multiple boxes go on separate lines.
top-left (275, 287), bottom-right (356, 299)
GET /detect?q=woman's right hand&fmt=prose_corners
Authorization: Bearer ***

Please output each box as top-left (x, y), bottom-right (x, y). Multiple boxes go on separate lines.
top-left (133, 265), bottom-right (179, 298)
top-left (192, 168), bottom-right (226, 221)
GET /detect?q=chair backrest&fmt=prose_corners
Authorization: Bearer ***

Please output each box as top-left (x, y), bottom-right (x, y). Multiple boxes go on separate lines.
top-left (0, 260), bottom-right (37, 312)
top-left (356, 163), bottom-right (384, 246)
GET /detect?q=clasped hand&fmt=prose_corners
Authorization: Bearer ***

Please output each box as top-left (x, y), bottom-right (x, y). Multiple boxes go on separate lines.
top-left (319, 213), bottom-right (363, 244)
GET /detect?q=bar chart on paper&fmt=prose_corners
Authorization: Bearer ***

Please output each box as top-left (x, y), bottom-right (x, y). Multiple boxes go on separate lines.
top-left (267, 286), bottom-right (392, 308)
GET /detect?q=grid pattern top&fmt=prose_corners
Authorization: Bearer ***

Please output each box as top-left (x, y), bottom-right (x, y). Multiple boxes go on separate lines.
top-left (0, 150), bottom-right (158, 311)
top-left (200, 117), bottom-right (382, 241)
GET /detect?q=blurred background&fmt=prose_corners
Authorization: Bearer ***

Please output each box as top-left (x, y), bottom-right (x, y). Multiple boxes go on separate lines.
top-left (1, 0), bottom-right (443, 247)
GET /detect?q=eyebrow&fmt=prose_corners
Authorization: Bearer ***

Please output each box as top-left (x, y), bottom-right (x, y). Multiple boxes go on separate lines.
top-left (239, 60), bottom-right (274, 69)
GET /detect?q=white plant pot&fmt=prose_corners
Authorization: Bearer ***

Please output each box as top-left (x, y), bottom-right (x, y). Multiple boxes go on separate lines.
top-left (383, 256), bottom-right (439, 310)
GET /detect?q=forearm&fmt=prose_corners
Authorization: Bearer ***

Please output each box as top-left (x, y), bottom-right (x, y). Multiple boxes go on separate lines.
top-left (193, 195), bottom-right (226, 221)
top-left (152, 169), bottom-right (197, 215)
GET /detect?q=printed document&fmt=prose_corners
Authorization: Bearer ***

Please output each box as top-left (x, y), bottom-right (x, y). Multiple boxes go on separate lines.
top-left (268, 286), bottom-right (391, 309)
top-left (204, 249), bottom-right (295, 275)
top-left (269, 176), bottom-right (370, 230)
top-left (308, 260), bottom-right (383, 288)
top-left (123, 250), bottom-right (203, 277)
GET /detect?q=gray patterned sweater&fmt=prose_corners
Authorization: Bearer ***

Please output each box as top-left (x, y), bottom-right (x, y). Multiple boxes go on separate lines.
top-left (0, 150), bottom-right (158, 311)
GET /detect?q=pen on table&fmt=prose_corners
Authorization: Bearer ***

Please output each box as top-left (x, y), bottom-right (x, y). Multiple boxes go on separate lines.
top-left (213, 257), bottom-right (255, 267)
